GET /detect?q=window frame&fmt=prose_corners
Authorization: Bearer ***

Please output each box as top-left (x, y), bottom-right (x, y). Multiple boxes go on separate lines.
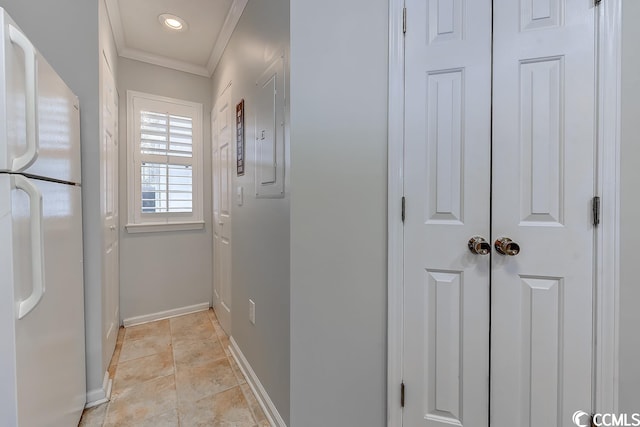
top-left (126, 90), bottom-right (204, 233)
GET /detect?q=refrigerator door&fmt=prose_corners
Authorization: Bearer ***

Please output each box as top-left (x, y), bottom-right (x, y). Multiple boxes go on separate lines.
top-left (0, 9), bottom-right (81, 184)
top-left (0, 174), bottom-right (86, 427)
top-left (0, 175), bottom-right (19, 427)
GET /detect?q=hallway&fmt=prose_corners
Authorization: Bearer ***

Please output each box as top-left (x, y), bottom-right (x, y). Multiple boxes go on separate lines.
top-left (79, 310), bottom-right (269, 426)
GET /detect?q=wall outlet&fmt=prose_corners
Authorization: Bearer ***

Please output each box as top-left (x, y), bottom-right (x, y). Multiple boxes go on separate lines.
top-left (249, 299), bottom-right (256, 325)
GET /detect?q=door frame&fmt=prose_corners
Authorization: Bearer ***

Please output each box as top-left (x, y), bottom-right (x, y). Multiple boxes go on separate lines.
top-left (386, 0), bottom-right (622, 424)
top-left (594, 0), bottom-right (621, 415)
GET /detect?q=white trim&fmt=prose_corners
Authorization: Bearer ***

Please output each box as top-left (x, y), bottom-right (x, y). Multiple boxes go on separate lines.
top-left (125, 221), bottom-right (205, 234)
top-left (387, 0), bottom-right (405, 426)
top-left (119, 47), bottom-right (210, 77)
top-left (206, 0), bottom-right (248, 76)
top-left (122, 302), bottom-right (210, 327)
top-left (229, 337), bottom-right (286, 427)
top-left (105, 0), bottom-right (246, 77)
top-left (104, 0), bottom-right (125, 55)
top-left (85, 371), bottom-right (112, 408)
top-left (595, 0), bottom-right (621, 415)
top-left (126, 90), bottom-right (204, 229)
top-left (126, 90), bottom-right (204, 112)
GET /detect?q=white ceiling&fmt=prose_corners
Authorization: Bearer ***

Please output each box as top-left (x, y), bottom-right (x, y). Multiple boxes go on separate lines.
top-left (105, 0), bottom-right (248, 77)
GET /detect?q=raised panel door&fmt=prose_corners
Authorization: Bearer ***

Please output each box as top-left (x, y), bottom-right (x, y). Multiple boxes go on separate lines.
top-left (404, 0), bottom-right (492, 425)
top-left (213, 84), bottom-right (233, 334)
top-left (403, 0), bottom-right (596, 425)
top-left (491, 0), bottom-right (596, 425)
top-left (101, 54), bottom-right (119, 366)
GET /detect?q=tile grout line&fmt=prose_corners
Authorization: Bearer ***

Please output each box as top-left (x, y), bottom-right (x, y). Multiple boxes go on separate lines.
top-left (83, 311), bottom-right (263, 427)
top-left (105, 323), bottom-right (176, 426)
top-left (207, 309), bottom-right (264, 427)
top-left (170, 318), bottom-right (182, 427)
top-left (99, 326), bottom-right (125, 427)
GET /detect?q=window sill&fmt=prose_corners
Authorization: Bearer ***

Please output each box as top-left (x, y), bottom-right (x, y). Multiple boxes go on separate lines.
top-left (125, 221), bottom-right (205, 234)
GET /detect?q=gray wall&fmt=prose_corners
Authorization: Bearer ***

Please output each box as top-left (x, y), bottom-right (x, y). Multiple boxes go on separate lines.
top-left (289, 1), bottom-right (389, 425)
top-left (618, 0), bottom-right (640, 413)
top-left (0, 0), bottom-right (110, 398)
top-left (117, 57), bottom-right (213, 321)
top-left (210, 0), bottom-right (290, 422)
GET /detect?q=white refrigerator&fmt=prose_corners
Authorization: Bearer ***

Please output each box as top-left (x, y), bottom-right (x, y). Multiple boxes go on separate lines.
top-left (0, 8), bottom-right (86, 427)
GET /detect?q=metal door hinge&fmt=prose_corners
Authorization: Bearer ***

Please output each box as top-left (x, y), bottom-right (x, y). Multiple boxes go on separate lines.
top-left (401, 197), bottom-right (406, 222)
top-left (403, 7), bottom-right (407, 34)
top-left (592, 196), bottom-right (601, 227)
top-left (401, 382), bottom-right (405, 407)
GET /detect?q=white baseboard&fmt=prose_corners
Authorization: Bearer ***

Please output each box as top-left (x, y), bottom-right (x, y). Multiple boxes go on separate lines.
top-left (229, 337), bottom-right (287, 427)
top-left (122, 302), bottom-right (210, 327)
top-left (85, 371), bottom-right (112, 408)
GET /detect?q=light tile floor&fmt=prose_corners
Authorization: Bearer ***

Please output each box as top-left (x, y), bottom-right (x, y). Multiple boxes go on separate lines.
top-left (79, 309), bottom-right (269, 427)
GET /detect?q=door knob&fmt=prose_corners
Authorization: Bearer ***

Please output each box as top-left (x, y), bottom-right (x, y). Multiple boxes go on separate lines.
top-left (468, 236), bottom-right (491, 255)
top-left (494, 237), bottom-right (520, 256)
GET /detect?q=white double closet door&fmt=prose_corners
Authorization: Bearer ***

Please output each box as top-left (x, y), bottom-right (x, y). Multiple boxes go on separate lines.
top-left (403, 0), bottom-right (596, 426)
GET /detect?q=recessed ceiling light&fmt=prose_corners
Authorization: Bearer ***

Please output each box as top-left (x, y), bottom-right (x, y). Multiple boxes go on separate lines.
top-left (159, 13), bottom-right (187, 31)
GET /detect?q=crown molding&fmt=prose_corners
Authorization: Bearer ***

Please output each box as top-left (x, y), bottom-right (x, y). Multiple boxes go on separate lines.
top-left (206, 0), bottom-right (248, 76)
top-left (104, 0), bottom-right (125, 53)
top-left (104, 0), bottom-right (247, 78)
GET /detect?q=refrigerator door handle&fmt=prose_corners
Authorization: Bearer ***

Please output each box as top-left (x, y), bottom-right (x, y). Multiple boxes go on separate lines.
top-left (12, 175), bottom-right (45, 319)
top-left (8, 25), bottom-right (39, 172)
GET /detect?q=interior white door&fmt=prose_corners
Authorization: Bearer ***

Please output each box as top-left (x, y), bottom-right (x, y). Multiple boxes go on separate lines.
top-left (213, 84), bottom-right (233, 334)
top-left (403, 0), bottom-right (596, 426)
top-left (212, 112), bottom-right (220, 309)
top-left (102, 52), bottom-right (119, 364)
top-left (490, 0), bottom-right (596, 425)
top-left (403, 0), bottom-right (492, 425)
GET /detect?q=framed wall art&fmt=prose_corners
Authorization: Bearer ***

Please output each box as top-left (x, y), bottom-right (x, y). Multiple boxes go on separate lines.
top-left (236, 99), bottom-right (245, 176)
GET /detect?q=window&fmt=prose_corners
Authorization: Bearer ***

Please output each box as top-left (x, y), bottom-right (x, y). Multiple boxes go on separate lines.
top-left (126, 91), bottom-right (204, 232)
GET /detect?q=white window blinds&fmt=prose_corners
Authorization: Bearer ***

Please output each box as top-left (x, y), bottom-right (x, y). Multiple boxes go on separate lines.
top-left (139, 111), bottom-right (193, 213)
top-left (127, 91), bottom-right (203, 231)
top-left (140, 111), bottom-right (193, 158)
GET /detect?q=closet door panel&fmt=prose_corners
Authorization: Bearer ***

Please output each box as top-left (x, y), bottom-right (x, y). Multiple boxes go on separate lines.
top-left (491, 1), bottom-right (596, 426)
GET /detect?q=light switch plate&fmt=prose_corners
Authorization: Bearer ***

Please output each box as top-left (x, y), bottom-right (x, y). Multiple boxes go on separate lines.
top-left (237, 186), bottom-right (243, 206)
top-left (249, 299), bottom-right (256, 324)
